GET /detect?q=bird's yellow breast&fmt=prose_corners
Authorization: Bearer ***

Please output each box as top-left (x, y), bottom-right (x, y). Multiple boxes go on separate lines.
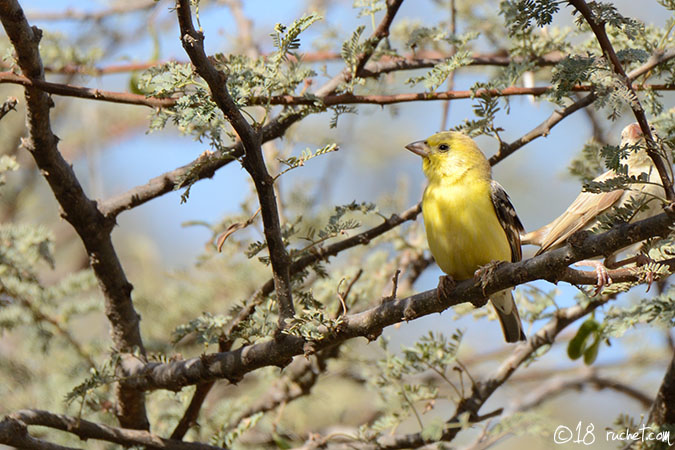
top-left (423, 177), bottom-right (511, 280)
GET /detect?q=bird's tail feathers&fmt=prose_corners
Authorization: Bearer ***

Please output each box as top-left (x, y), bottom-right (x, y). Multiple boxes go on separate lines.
top-left (520, 225), bottom-right (549, 247)
top-left (490, 289), bottom-right (526, 343)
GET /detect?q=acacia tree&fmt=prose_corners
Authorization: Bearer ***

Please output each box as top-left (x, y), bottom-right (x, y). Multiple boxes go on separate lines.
top-left (0, 0), bottom-right (674, 448)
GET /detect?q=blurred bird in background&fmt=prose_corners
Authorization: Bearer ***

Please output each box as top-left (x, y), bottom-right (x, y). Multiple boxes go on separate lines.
top-left (522, 122), bottom-right (673, 290)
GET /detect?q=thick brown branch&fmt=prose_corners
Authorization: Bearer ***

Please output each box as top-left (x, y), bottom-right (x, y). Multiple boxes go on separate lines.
top-left (175, 0), bottom-right (295, 324)
top-left (649, 349), bottom-right (675, 426)
top-left (119, 209), bottom-right (674, 393)
top-left (0, 416), bottom-right (79, 450)
top-left (0, 0), bottom-right (148, 429)
top-left (4, 409), bottom-right (222, 450)
top-left (568, 0), bottom-right (675, 202)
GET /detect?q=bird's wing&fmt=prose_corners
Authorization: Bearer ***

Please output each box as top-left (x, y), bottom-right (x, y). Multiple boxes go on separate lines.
top-left (490, 180), bottom-right (525, 263)
top-left (534, 171), bottom-right (624, 255)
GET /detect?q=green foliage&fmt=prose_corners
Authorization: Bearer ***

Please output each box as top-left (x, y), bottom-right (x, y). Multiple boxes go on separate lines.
top-left (500, 0), bottom-right (561, 35)
top-left (453, 87), bottom-right (502, 137)
top-left (0, 154), bottom-right (18, 186)
top-left (172, 312), bottom-right (231, 345)
top-left (353, 0), bottom-right (386, 20)
top-left (573, 2), bottom-right (644, 39)
top-left (276, 143), bottom-right (339, 178)
top-left (212, 412), bottom-right (264, 447)
top-left (604, 288), bottom-right (675, 337)
top-left (405, 31), bottom-right (477, 90)
top-left (567, 318), bottom-right (602, 364)
top-left (569, 140), bottom-right (606, 183)
top-left (283, 306), bottom-right (344, 340)
top-left (64, 355), bottom-right (119, 407)
top-left (39, 32), bottom-right (103, 72)
top-left (269, 14), bottom-right (322, 65)
top-left (550, 55), bottom-right (598, 102)
top-left (582, 173), bottom-right (648, 195)
top-left (488, 412), bottom-right (551, 439)
top-left (362, 332), bottom-right (465, 436)
top-left (328, 104), bottom-right (358, 128)
top-left (4, 1), bottom-right (675, 448)
top-left (341, 25), bottom-right (368, 89)
top-left (406, 50), bottom-right (474, 91)
top-left (400, 330), bottom-right (463, 373)
top-left (293, 201), bottom-right (378, 258)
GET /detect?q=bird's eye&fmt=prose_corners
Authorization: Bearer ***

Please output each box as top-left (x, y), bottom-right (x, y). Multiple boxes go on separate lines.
top-left (438, 144), bottom-right (449, 152)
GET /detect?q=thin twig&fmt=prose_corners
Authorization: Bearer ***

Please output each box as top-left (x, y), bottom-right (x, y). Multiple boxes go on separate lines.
top-left (0, 96), bottom-right (17, 121)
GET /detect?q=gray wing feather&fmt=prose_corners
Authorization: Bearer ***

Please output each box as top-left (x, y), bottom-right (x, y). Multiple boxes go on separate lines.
top-left (490, 180), bottom-right (524, 263)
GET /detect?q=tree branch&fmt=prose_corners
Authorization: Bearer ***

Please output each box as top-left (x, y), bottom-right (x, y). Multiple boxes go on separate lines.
top-left (0, 71), bottom-right (175, 107)
top-left (97, 44), bottom-right (674, 219)
top-left (0, 416), bottom-right (80, 450)
top-left (117, 209), bottom-right (674, 393)
top-left (5, 50), bottom-right (560, 76)
top-left (648, 349), bottom-right (675, 426)
top-left (513, 370), bottom-right (653, 413)
top-left (0, 0), bottom-right (148, 429)
top-left (374, 298), bottom-right (609, 450)
top-left (489, 47), bottom-right (675, 165)
top-left (247, 83), bottom-right (673, 107)
top-left (0, 95), bottom-right (17, 120)
top-left (2, 409), bottom-right (223, 450)
top-left (223, 203), bottom-right (422, 346)
top-left (175, 0), bottom-right (295, 324)
top-left (5, 62), bottom-right (671, 110)
top-left (26, 0), bottom-right (157, 21)
top-left (568, 0), bottom-right (675, 202)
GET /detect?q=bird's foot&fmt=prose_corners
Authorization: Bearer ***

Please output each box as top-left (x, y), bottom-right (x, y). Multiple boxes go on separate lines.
top-left (437, 275), bottom-right (456, 302)
top-left (574, 260), bottom-right (612, 296)
top-left (634, 253), bottom-right (656, 292)
top-left (474, 260), bottom-right (506, 295)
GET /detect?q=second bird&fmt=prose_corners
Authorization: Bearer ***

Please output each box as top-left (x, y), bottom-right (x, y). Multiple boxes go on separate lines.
top-left (406, 131), bottom-right (526, 343)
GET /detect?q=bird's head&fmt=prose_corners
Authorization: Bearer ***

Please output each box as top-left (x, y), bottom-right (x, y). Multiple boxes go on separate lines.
top-left (405, 131), bottom-right (489, 180)
top-left (620, 122), bottom-right (654, 169)
top-left (621, 122), bottom-right (643, 143)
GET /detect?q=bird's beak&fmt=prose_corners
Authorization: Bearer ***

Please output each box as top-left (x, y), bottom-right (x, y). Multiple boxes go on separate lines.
top-left (405, 140), bottom-right (429, 158)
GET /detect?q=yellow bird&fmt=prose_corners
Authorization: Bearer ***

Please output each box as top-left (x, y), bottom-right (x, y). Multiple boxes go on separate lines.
top-left (406, 131), bottom-right (526, 343)
top-left (522, 123), bottom-right (671, 287)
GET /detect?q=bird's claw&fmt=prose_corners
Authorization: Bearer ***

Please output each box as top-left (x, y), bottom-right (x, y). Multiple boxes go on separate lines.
top-left (593, 265), bottom-right (612, 296)
top-left (437, 275), bottom-right (456, 302)
top-left (574, 260), bottom-right (612, 296)
top-left (474, 260), bottom-right (505, 295)
top-left (635, 253), bottom-right (656, 292)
